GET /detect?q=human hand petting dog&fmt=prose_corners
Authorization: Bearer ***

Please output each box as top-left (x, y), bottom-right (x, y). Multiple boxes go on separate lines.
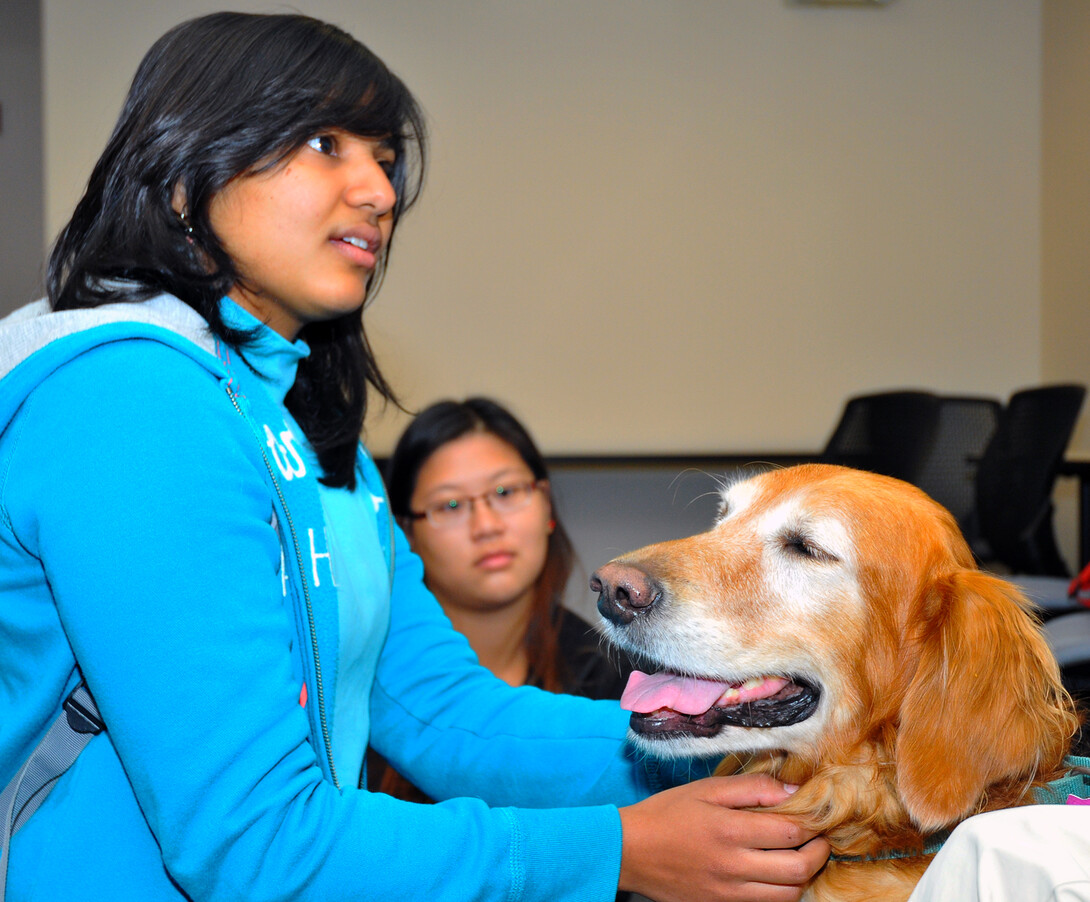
top-left (618, 773), bottom-right (829, 902)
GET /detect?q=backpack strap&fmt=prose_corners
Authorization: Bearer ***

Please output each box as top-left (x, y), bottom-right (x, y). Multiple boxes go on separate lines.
top-left (0, 682), bottom-right (104, 901)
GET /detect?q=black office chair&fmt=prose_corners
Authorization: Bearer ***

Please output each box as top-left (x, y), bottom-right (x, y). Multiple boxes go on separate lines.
top-left (913, 394), bottom-right (1002, 549)
top-left (821, 390), bottom-right (942, 484)
top-left (975, 384), bottom-right (1086, 578)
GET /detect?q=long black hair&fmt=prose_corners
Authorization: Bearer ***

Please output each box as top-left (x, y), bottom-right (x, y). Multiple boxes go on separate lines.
top-left (386, 397), bottom-right (576, 692)
top-left (47, 12), bottom-right (427, 489)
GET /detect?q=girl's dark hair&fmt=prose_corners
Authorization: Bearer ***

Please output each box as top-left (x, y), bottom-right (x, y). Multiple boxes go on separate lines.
top-left (386, 397), bottom-right (576, 692)
top-left (47, 12), bottom-right (427, 489)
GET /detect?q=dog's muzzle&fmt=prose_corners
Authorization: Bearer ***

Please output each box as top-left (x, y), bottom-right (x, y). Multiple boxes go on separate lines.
top-left (592, 562), bottom-right (822, 739)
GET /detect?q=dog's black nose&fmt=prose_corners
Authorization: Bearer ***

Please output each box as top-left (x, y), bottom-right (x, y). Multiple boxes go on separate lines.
top-left (591, 562), bottom-right (662, 625)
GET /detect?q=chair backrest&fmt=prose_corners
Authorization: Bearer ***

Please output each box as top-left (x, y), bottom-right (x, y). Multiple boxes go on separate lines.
top-left (821, 390), bottom-right (942, 484)
top-left (975, 384), bottom-right (1086, 576)
top-left (913, 395), bottom-right (1002, 546)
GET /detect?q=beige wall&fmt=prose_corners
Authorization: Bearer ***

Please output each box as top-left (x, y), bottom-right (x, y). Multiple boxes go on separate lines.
top-left (43, 1), bottom-right (1056, 458)
top-left (1043, 0), bottom-right (1090, 453)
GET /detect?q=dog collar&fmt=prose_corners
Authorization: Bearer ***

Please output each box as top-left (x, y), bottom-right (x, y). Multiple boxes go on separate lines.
top-left (830, 831), bottom-right (950, 863)
top-left (1033, 755), bottom-right (1090, 805)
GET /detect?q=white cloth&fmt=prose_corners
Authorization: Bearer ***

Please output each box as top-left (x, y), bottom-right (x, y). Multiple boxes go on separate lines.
top-left (908, 807), bottom-right (1090, 901)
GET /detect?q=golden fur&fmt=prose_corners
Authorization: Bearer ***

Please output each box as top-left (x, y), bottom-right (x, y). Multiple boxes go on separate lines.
top-left (595, 464), bottom-right (1079, 902)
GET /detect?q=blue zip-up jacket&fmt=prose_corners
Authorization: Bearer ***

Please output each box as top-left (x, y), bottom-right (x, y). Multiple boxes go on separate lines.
top-left (0, 295), bottom-right (689, 901)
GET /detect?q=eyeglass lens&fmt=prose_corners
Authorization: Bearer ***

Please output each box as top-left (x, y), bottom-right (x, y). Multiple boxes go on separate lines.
top-left (425, 481), bottom-right (537, 526)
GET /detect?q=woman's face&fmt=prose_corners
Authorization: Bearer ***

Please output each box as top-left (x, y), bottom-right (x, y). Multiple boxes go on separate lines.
top-left (407, 432), bottom-right (553, 615)
top-left (208, 129), bottom-right (397, 339)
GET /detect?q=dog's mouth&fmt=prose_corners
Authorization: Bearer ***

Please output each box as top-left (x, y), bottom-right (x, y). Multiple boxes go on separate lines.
top-left (621, 670), bottom-right (821, 738)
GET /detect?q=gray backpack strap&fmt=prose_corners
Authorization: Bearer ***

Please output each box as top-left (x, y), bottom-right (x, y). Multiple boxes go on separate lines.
top-left (0, 683), bottom-right (103, 901)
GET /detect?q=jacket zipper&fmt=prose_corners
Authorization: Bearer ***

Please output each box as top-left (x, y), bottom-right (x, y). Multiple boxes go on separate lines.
top-left (224, 385), bottom-right (340, 790)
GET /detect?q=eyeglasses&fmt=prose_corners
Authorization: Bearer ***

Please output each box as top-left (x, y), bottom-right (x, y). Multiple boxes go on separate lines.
top-left (408, 480), bottom-right (542, 529)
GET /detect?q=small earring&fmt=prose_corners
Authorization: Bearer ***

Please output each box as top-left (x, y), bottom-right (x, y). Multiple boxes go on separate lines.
top-left (547, 519), bottom-right (556, 532)
top-left (179, 209), bottom-right (195, 243)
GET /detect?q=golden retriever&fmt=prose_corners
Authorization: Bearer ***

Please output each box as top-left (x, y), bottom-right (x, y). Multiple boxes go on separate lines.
top-left (591, 463), bottom-right (1078, 902)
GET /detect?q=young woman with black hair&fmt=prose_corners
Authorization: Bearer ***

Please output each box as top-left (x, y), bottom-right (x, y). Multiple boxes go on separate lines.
top-left (0, 12), bottom-right (828, 901)
top-left (388, 397), bottom-right (623, 695)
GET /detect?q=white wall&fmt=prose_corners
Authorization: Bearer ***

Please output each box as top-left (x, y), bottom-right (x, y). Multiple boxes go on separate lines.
top-left (42, 0), bottom-right (1047, 459)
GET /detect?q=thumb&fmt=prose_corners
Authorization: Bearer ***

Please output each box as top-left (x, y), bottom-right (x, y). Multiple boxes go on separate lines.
top-left (700, 773), bottom-right (800, 809)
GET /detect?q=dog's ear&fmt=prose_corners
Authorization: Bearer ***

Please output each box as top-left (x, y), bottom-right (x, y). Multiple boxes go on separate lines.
top-left (895, 569), bottom-right (1075, 832)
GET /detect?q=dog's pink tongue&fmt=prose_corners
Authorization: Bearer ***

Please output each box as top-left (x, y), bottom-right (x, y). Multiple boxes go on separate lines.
top-left (621, 671), bottom-right (731, 716)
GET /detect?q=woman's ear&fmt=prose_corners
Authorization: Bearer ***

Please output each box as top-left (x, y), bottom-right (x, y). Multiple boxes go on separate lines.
top-left (171, 182), bottom-right (187, 216)
top-left (538, 479), bottom-right (554, 533)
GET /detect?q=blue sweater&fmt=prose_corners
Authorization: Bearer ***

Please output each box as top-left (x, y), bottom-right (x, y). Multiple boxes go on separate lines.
top-left (0, 296), bottom-right (686, 901)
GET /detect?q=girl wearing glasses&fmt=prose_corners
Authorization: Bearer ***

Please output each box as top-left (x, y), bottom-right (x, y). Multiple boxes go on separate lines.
top-left (0, 11), bottom-right (827, 902)
top-left (371, 398), bottom-right (631, 803)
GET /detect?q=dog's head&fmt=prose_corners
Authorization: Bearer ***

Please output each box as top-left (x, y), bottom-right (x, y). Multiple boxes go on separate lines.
top-left (593, 463), bottom-right (1077, 832)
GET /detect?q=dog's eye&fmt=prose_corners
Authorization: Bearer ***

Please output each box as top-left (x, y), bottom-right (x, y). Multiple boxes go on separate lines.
top-left (782, 532), bottom-right (837, 563)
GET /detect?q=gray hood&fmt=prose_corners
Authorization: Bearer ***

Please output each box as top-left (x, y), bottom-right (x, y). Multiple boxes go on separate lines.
top-left (0, 294), bottom-right (217, 382)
